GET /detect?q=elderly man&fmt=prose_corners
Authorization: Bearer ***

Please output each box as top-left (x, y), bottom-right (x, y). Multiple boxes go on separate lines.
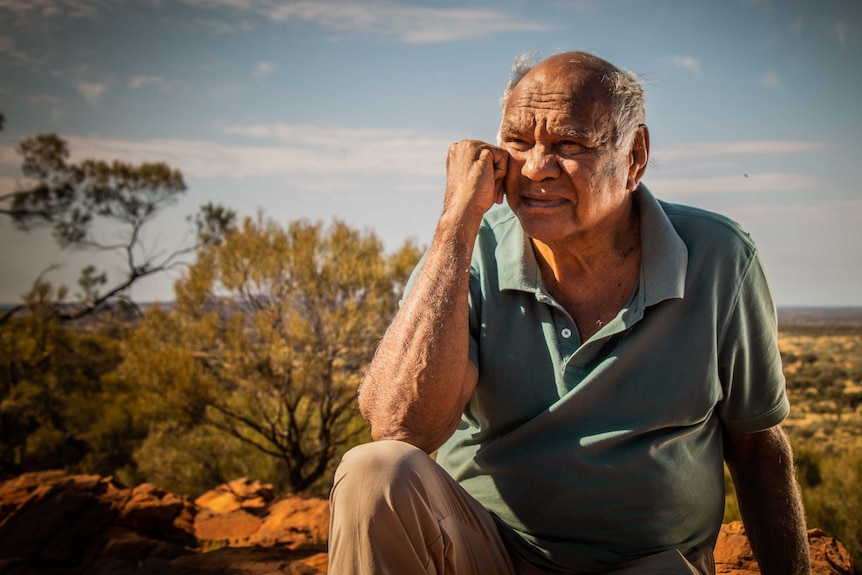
top-left (329, 51), bottom-right (809, 575)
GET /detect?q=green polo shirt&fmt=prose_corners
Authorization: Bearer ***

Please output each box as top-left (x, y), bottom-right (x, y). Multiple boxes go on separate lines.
top-left (424, 184), bottom-right (788, 573)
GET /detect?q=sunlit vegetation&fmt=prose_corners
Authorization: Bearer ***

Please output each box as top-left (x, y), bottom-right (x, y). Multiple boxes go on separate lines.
top-left (724, 313), bottom-right (862, 567)
top-left (0, 126), bottom-right (422, 498)
top-left (0, 217), bottom-right (421, 497)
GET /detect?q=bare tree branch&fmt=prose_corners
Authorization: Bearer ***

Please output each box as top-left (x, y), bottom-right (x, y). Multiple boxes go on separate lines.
top-left (1, 133), bottom-right (236, 324)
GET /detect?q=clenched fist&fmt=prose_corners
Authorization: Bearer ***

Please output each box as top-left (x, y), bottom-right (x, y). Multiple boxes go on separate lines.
top-left (443, 140), bottom-right (509, 224)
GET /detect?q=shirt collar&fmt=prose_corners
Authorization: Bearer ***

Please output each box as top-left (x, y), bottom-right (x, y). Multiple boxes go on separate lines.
top-left (495, 183), bottom-right (688, 307)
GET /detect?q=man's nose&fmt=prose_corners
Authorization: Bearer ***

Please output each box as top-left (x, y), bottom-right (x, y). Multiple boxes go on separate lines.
top-left (521, 145), bottom-right (560, 181)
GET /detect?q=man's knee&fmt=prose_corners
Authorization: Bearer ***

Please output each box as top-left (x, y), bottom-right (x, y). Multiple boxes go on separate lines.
top-left (330, 439), bottom-right (445, 542)
top-left (332, 439), bottom-right (434, 502)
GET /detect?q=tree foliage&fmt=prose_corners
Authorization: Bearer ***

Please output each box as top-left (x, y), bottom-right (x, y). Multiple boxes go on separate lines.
top-left (0, 123), bottom-right (421, 494)
top-left (0, 126), bottom-right (235, 478)
top-left (796, 442), bottom-right (862, 568)
top-left (0, 133), bottom-right (236, 323)
top-left (0, 282), bottom-right (144, 476)
top-left (122, 216), bottom-right (421, 495)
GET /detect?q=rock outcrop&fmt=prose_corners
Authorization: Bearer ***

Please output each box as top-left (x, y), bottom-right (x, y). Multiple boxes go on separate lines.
top-left (194, 478), bottom-right (329, 553)
top-left (0, 472), bottom-right (326, 574)
top-left (0, 471), bottom-right (856, 574)
top-left (715, 520), bottom-right (855, 575)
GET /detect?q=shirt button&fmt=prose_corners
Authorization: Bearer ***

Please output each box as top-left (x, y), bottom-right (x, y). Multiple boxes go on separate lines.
top-left (561, 328), bottom-right (572, 339)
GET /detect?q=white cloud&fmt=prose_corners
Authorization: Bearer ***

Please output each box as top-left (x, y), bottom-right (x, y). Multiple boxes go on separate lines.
top-left (28, 94), bottom-right (63, 105)
top-left (653, 140), bottom-right (824, 162)
top-left (0, 34), bottom-right (46, 67)
top-left (0, 142), bottom-right (20, 165)
top-left (253, 61), bottom-right (275, 79)
top-left (192, 17), bottom-right (255, 34)
top-left (671, 55), bottom-right (701, 75)
top-left (649, 140), bottom-right (825, 195)
top-left (75, 80), bottom-right (107, 105)
top-left (736, 198), bottom-right (862, 223)
top-left (0, 124), bottom-right (454, 180)
top-left (25, 95), bottom-right (65, 121)
top-left (1, 132), bottom-right (828, 188)
top-left (128, 75), bottom-right (165, 89)
top-left (760, 71), bottom-right (781, 89)
top-left (0, 0), bottom-right (108, 21)
top-left (789, 15), bottom-right (804, 35)
top-left (177, 0), bottom-right (548, 43)
top-left (835, 19), bottom-right (847, 46)
top-left (0, 176), bottom-right (23, 196)
top-left (649, 173), bottom-right (819, 196)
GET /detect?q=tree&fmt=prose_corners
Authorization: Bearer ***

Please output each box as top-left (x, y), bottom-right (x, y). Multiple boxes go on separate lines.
top-left (0, 127), bottom-right (235, 477)
top-left (122, 216), bottom-right (421, 495)
top-left (0, 280), bottom-right (143, 476)
top-left (0, 133), bottom-right (235, 323)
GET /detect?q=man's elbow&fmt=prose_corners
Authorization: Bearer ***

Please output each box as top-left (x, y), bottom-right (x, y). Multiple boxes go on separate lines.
top-left (361, 402), bottom-right (455, 454)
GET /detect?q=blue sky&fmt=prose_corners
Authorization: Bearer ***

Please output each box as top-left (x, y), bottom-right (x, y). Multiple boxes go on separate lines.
top-left (1, 0), bottom-right (860, 306)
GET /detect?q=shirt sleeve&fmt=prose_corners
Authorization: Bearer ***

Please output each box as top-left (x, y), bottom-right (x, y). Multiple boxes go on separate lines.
top-left (716, 249), bottom-right (790, 432)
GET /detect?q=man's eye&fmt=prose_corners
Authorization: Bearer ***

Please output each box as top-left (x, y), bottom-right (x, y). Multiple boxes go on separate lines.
top-left (559, 141), bottom-right (586, 153)
top-left (505, 139), bottom-right (531, 151)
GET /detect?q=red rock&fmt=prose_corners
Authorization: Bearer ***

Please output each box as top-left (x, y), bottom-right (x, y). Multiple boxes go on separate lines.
top-left (250, 494), bottom-right (330, 550)
top-left (0, 471), bottom-right (197, 574)
top-left (0, 472), bottom-right (123, 566)
top-left (715, 520), bottom-right (856, 575)
top-left (714, 521), bottom-right (758, 573)
top-left (3, 473), bottom-right (855, 575)
top-left (117, 483), bottom-right (198, 547)
top-left (807, 528), bottom-right (856, 575)
top-left (170, 546), bottom-right (323, 574)
top-left (194, 507), bottom-right (264, 545)
top-left (195, 477), bottom-right (274, 514)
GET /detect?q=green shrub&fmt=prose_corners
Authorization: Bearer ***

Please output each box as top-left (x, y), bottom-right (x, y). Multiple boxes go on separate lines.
top-left (795, 442), bottom-right (862, 569)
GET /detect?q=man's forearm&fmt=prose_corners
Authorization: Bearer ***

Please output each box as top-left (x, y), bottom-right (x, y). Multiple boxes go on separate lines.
top-left (358, 214), bottom-right (480, 453)
top-left (359, 140), bottom-right (507, 453)
top-left (725, 427), bottom-right (810, 575)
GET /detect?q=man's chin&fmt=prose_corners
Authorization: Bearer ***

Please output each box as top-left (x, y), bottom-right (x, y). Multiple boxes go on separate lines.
top-left (514, 213), bottom-right (576, 244)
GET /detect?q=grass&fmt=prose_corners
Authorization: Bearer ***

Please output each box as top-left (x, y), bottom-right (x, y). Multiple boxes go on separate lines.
top-left (724, 315), bottom-right (862, 570)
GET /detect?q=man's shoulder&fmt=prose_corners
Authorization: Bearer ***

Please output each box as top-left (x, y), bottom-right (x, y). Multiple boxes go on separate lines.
top-left (659, 199), bottom-right (758, 257)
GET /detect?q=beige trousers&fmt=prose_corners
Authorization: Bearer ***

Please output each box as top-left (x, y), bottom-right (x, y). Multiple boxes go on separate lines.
top-left (328, 440), bottom-right (709, 575)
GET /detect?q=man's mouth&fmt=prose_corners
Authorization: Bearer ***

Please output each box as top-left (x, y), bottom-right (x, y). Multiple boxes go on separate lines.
top-left (521, 196), bottom-right (567, 209)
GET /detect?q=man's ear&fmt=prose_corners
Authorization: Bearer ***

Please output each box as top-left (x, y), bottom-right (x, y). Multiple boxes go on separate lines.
top-left (627, 125), bottom-right (650, 191)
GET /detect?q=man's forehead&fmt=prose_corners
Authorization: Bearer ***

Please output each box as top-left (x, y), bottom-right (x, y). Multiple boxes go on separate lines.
top-left (500, 113), bottom-right (595, 139)
top-left (502, 91), bottom-right (607, 141)
top-left (501, 63), bottom-right (612, 140)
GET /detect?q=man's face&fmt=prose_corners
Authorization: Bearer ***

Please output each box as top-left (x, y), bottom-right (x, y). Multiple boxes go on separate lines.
top-left (499, 63), bottom-right (635, 245)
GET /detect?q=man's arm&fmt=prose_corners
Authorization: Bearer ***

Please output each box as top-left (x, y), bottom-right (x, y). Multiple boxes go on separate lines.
top-left (723, 425), bottom-right (810, 575)
top-left (358, 141), bottom-right (507, 454)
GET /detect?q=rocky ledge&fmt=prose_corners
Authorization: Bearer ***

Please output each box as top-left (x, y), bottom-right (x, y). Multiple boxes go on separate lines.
top-left (0, 471), bottom-right (855, 574)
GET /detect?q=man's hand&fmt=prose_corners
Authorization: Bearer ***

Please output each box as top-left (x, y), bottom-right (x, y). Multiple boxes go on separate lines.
top-left (444, 140), bottom-right (508, 224)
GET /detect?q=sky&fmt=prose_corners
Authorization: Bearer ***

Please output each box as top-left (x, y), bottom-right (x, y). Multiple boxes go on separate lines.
top-left (1, 0), bottom-right (861, 307)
